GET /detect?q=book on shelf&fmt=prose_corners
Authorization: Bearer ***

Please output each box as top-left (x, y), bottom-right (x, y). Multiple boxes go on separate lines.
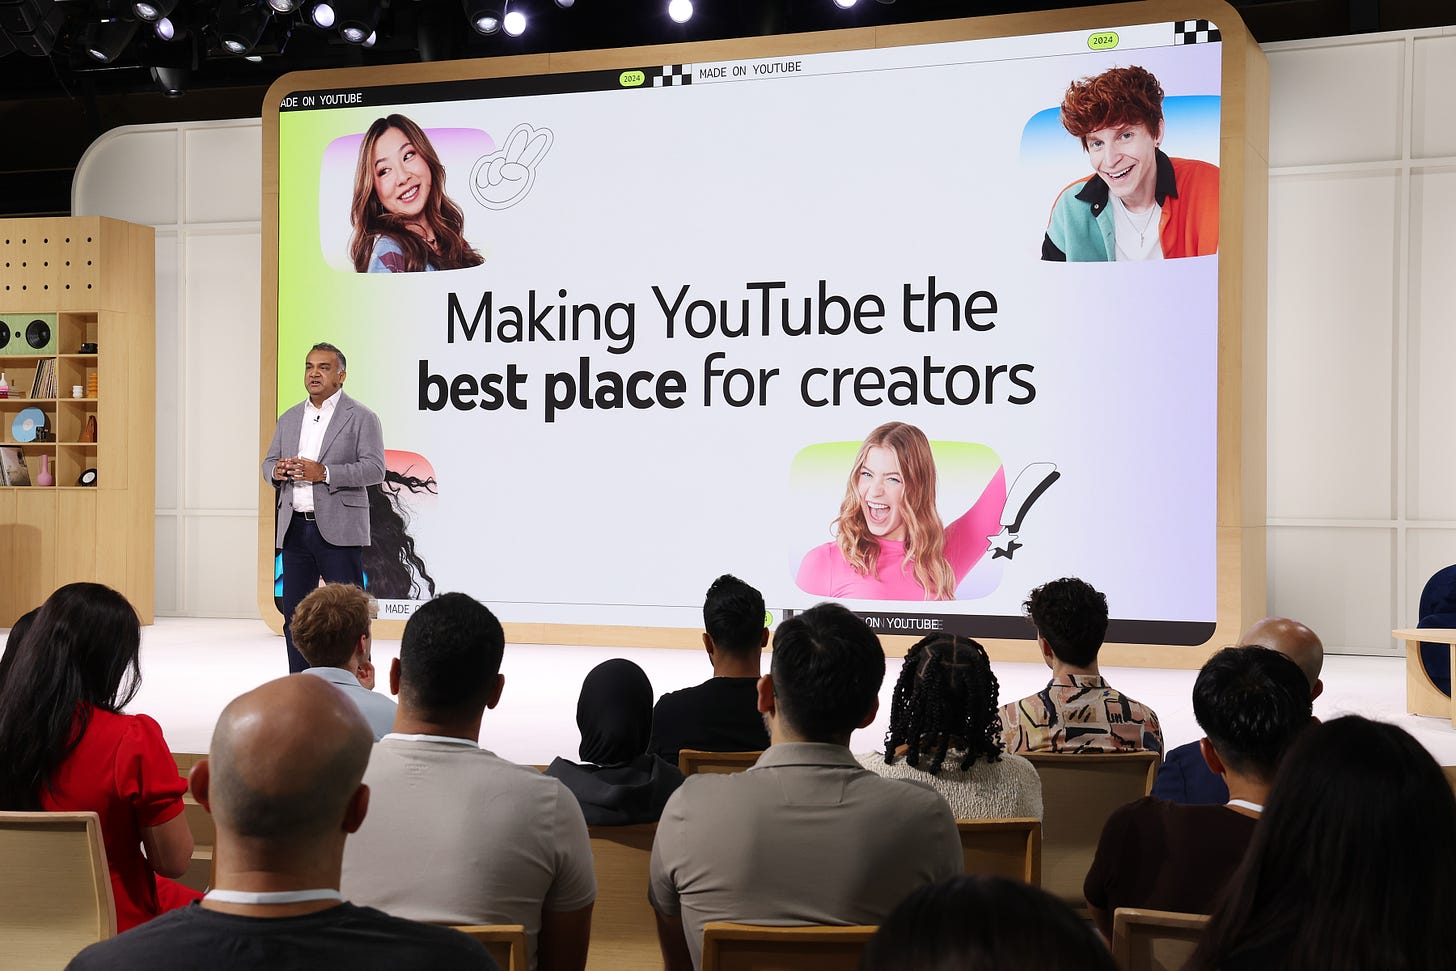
top-left (28, 359), bottom-right (57, 399)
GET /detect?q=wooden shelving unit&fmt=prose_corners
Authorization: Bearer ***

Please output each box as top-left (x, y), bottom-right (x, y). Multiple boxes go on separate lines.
top-left (0, 217), bottom-right (155, 626)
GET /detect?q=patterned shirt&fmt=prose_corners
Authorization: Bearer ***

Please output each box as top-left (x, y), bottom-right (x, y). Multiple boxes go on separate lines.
top-left (998, 674), bottom-right (1163, 755)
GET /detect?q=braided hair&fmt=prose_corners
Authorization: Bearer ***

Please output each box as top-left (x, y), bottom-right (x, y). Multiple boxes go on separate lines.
top-left (883, 633), bottom-right (1003, 774)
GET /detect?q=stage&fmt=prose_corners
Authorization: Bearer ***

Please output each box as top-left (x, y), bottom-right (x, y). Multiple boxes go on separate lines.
top-left (15, 616), bottom-right (1449, 767)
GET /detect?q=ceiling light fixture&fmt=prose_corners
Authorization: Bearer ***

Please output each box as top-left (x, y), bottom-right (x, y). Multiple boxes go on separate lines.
top-left (501, 7), bottom-right (525, 35)
top-left (131, 0), bottom-right (178, 22)
top-left (82, 18), bottom-right (138, 63)
top-left (667, 0), bottom-right (692, 24)
top-left (214, 0), bottom-right (271, 54)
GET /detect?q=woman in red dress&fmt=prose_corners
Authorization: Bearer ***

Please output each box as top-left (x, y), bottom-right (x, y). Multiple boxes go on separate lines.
top-left (0, 582), bottom-right (199, 931)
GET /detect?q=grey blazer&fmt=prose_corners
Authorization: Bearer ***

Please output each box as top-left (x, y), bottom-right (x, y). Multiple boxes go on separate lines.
top-left (262, 391), bottom-right (385, 549)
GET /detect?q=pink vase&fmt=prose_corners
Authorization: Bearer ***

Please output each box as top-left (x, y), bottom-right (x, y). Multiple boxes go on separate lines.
top-left (37, 454), bottom-right (54, 487)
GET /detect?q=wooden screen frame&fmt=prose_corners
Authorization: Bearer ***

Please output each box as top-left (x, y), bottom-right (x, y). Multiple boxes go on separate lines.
top-left (259, 0), bottom-right (1267, 667)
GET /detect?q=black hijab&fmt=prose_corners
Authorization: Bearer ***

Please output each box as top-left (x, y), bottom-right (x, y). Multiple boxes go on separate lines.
top-left (577, 658), bottom-right (654, 766)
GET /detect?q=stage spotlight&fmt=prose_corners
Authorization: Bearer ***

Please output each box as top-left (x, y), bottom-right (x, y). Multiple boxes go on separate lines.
top-left (83, 18), bottom-right (138, 62)
top-left (361, 28), bottom-right (375, 46)
top-left (332, 0), bottom-right (380, 43)
top-left (466, 3), bottom-right (501, 35)
top-left (214, 0), bottom-right (270, 54)
top-left (554, 0), bottom-right (572, 7)
top-left (833, 0), bottom-right (857, 7)
top-left (149, 64), bottom-right (187, 96)
top-left (267, 0), bottom-right (301, 12)
top-left (152, 16), bottom-right (177, 38)
top-left (307, 0), bottom-right (334, 27)
top-left (501, 7), bottom-right (524, 35)
top-left (667, 0), bottom-right (691, 24)
top-left (132, 0), bottom-right (177, 22)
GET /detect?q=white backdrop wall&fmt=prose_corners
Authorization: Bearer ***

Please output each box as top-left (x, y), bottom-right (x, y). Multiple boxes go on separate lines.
top-left (72, 25), bottom-right (1456, 654)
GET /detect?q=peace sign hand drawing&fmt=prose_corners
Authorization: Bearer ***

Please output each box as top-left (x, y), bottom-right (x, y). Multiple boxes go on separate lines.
top-left (471, 123), bottom-right (554, 210)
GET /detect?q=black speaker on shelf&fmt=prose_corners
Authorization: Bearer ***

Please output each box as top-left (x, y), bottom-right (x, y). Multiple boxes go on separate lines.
top-left (0, 314), bottom-right (58, 355)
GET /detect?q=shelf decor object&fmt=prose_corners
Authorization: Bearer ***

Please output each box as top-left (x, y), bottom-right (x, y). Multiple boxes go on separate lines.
top-left (0, 216), bottom-right (156, 626)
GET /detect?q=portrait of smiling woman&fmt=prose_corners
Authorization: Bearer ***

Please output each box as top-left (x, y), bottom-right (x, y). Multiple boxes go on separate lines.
top-left (796, 422), bottom-right (1007, 602)
top-left (1041, 65), bottom-right (1219, 262)
top-left (349, 113), bottom-right (485, 273)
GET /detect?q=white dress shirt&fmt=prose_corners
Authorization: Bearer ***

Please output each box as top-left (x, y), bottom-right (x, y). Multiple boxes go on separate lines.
top-left (292, 389), bottom-right (339, 513)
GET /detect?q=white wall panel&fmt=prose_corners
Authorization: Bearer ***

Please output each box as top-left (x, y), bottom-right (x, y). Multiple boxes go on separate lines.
top-left (1268, 527), bottom-right (1395, 653)
top-left (1267, 170), bottom-right (1396, 520)
top-left (154, 513), bottom-right (179, 615)
top-left (184, 125), bottom-right (262, 224)
top-left (1406, 528), bottom-right (1456, 621)
top-left (73, 128), bottom-right (179, 225)
top-left (182, 231), bottom-right (261, 511)
top-left (154, 232), bottom-right (180, 511)
top-left (1268, 40), bottom-right (1404, 166)
top-left (1407, 166), bottom-right (1456, 520)
top-left (1412, 36), bottom-right (1456, 158)
top-left (183, 516), bottom-right (259, 617)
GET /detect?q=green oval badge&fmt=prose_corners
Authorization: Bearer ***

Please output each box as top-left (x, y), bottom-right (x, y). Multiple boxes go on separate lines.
top-left (1087, 31), bottom-right (1119, 51)
top-left (620, 70), bottom-right (645, 87)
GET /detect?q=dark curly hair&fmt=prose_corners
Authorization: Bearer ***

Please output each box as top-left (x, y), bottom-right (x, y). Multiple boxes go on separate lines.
top-left (1024, 577), bottom-right (1107, 668)
top-left (883, 633), bottom-right (1003, 774)
top-left (1059, 65), bottom-right (1165, 149)
top-left (365, 469), bottom-right (438, 600)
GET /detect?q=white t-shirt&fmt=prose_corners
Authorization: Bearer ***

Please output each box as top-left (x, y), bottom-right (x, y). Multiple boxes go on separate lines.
top-left (1111, 196), bottom-right (1165, 261)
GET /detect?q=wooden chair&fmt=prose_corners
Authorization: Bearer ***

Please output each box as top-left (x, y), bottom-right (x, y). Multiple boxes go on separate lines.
top-left (1111, 907), bottom-right (1209, 971)
top-left (453, 924), bottom-right (529, 971)
top-left (586, 823), bottom-right (660, 971)
top-left (957, 817), bottom-right (1041, 885)
top-left (0, 810), bottom-right (117, 970)
top-left (677, 750), bottom-right (763, 776)
top-left (700, 922), bottom-right (877, 971)
top-left (1022, 751), bottom-right (1159, 911)
top-left (172, 754), bottom-right (215, 893)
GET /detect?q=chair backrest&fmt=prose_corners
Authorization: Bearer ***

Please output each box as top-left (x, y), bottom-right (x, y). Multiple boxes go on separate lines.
top-left (700, 921), bottom-right (877, 971)
top-left (171, 753), bottom-right (215, 893)
top-left (585, 823), bottom-right (659, 971)
top-left (957, 817), bottom-right (1042, 885)
top-left (1022, 751), bottom-right (1159, 910)
top-left (0, 810), bottom-right (117, 969)
top-left (1443, 765), bottom-right (1456, 795)
top-left (453, 924), bottom-right (528, 971)
top-left (678, 750), bottom-right (763, 776)
top-left (1111, 907), bottom-right (1209, 971)
top-left (1418, 565), bottom-right (1456, 697)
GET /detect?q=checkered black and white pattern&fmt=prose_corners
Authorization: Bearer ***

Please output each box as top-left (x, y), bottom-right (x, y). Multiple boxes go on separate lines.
top-left (651, 64), bottom-right (693, 87)
top-left (1174, 20), bottom-right (1221, 44)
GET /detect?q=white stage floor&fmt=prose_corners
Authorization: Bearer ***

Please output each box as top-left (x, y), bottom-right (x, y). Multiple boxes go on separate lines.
top-left (5, 616), bottom-right (1454, 767)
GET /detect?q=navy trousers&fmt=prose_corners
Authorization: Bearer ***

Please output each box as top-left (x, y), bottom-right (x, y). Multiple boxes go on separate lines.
top-left (281, 512), bottom-right (364, 672)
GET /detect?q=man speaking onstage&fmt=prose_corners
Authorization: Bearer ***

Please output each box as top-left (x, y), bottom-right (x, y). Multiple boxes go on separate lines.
top-left (263, 342), bottom-right (385, 672)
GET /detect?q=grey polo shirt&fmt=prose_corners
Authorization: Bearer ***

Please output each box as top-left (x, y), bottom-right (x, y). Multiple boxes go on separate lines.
top-left (300, 666), bottom-right (397, 740)
top-left (649, 742), bottom-right (962, 970)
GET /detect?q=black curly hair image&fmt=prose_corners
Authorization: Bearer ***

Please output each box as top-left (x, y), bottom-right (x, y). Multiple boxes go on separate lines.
top-left (883, 633), bottom-right (1003, 774)
top-left (364, 469), bottom-right (438, 600)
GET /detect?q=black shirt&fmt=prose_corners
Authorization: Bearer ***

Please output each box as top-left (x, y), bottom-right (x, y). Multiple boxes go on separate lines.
top-left (65, 901), bottom-right (496, 970)
top-left (647, 676), bottom-right (769, 763)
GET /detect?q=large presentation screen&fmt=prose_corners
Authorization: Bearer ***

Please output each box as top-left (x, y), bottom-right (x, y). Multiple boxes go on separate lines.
top-left (272, 17), bottom-right (1225, 646)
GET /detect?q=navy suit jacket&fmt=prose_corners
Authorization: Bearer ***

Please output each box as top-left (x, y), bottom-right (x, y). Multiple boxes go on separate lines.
top-left (1149, 740), bottom-right (1229, 805)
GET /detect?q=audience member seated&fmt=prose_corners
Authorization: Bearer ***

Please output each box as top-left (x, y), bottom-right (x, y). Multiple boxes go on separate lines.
top-left (858, 632), bottom-right (1043, 819)
top-left (66, 675), bottom-right (494, 970)
top-left (861, 874), bottom-right (1118, 971)
top-left (1084, 646), bottom-right (1311, 938)
top-left (292, 583), bottom-right (397, 740)
top-left (1153, 616), bottom-right (1324, 805)
top-left (649, 602), bottom-right (962, 971)
top-left (0, 583), bottom-right (200, 932)
top-left (999, 577), bottom-right (1163, 754)
top-left (341, 593), bottom-right (595, 971)
top-left (1188, 715), bottom-right (1456, 971)
top-left (648, 574), bottom-right (770, 763)
top-left (546, 659), bottom-right (685, 825)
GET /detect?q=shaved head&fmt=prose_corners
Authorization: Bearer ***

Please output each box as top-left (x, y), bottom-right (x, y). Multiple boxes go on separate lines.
top-left (207, 675), bottom-right (373, 846)
top-left (1240, 617), bottom-right (1324, 693)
